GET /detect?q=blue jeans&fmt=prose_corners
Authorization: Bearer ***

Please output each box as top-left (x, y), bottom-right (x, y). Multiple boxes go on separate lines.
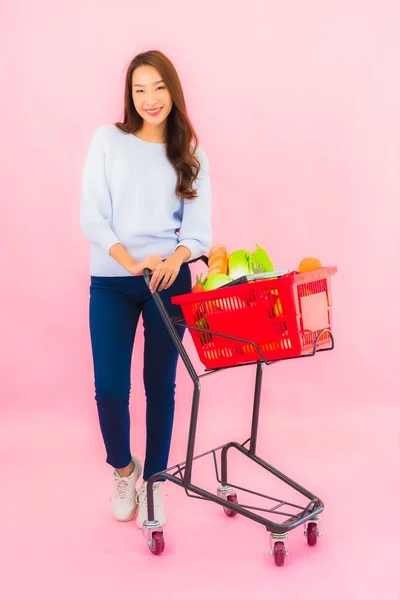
top-left (89, 264), bottom-right (191, 480)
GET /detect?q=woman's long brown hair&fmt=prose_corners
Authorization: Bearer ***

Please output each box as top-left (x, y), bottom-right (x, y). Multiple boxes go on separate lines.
top-left (115, 50), bottom-right (201, 200)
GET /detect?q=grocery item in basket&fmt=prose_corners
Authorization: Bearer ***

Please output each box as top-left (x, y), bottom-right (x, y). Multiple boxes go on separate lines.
top-left (273, 293), bottom-right (283, 317)
top-left (207, 244), bottom-right (229, 276)
top-left (250, 245), bottom-right (274, 273)
top-left (259, 290), bottom-right (280, 314)
top-left (298, 257), bottom-right (323, 273)
top-left (204, 273), bottom-right (233, 291)
top-left (228, 249), bottom-right (251, 279)
top-left (228, 246), bottom-right (275, 279)
top-left (191, 274), bottom-right (206, 293)
top-left (195, 314), bottom-right (212, 345)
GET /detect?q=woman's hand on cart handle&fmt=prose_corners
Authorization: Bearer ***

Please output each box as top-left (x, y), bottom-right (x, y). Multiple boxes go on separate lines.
top-left (129, 255), bottom-right (163, 277)
top-left (148, 250), bottom-right (208, 294)
top-left (143, 254), bottom-right (209, 292)
top-left (149, 250), bottom-right (186, 293)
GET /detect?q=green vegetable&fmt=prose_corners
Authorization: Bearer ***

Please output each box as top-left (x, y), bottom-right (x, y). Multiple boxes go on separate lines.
top-left (228, 250), bottom-right (251, 279)
top-left (250, 245), bottom-right (274, 273)
top-left (204, 274), bottom-right (232, 291)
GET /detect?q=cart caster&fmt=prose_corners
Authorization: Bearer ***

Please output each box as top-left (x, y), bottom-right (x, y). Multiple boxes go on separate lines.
top-left (304, 516), bottom-right (322, 547)
top-left (218, 485), bottom-right (238, 517)
top-left (142, 520), bottom-right (165, 555)
top-left (269, 533), bottom-right (288, 567)
top-left (223, 494), bottom-right (238, 517)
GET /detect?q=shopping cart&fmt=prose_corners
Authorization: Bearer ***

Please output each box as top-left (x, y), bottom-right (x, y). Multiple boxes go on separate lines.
top-left (142, 257), bottom-right (337, 566)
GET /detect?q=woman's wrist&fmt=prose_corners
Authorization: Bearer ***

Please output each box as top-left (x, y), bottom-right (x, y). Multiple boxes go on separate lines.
top-left (127, 257), bottom-right (139, 273)
top-left (173, 245), bottom-right (191, 264)
top-left (109, 243), bottom-right (138, 273)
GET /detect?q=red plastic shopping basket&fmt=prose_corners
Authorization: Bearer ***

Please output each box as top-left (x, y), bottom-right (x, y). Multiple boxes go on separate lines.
top-left (172, 267), bottom-right (337, 369)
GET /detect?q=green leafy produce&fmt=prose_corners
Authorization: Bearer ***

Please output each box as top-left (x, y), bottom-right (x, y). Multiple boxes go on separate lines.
top-left (204, 274), bottom-right (232, 291)
top-left (228, 250), bottom-right (251, 279)
top-left (250, 245), bottom-right (274, 273)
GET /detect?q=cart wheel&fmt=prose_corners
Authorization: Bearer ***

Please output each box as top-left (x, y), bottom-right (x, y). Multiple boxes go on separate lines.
top-left (223, 494), bottom-right (238, 517)
top-left (306, 522), bottom-right (318, 547)
top-left (148, 531), bottom-right (165, 555)
top-left (273, 541), bottom-right (285, 567)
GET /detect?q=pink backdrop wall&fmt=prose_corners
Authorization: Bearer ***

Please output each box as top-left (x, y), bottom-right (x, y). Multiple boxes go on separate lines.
top-left (2, 1), bottom-right (399, 452)
top-left (2, 1), bottom-right (400, 596)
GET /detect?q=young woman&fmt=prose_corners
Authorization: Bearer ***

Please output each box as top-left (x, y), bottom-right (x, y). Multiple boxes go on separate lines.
top-left (80, 50), bottom-right (212, 528)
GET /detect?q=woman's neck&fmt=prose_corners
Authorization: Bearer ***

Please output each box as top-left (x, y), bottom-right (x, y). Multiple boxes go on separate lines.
top-left (135, 123), bottom-right (166, 144)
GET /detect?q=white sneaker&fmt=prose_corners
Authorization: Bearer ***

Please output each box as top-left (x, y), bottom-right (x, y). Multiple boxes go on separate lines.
top-left (136, 482), bottom-right (167, 529)
top-left (110, 455), bottom-right (142, 522)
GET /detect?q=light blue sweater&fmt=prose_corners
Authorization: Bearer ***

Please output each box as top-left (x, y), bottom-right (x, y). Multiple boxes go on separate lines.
top-left (80, 125), bottom-right (212, 276)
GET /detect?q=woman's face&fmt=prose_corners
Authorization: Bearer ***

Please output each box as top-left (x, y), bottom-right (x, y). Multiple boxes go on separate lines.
top-left (132, 65), bottom-right (173, 127)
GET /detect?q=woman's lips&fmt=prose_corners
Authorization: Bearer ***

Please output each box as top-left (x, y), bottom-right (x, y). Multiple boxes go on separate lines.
top-left (144, 108), bottom-right (162, 117)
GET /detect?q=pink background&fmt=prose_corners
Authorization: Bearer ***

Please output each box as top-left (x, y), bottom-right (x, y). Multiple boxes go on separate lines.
top-left (2, 1), bottom-right (399, 598)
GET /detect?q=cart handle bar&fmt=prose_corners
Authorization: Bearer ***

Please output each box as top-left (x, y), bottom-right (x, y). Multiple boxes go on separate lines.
top-left (143, 255), bottom-right (208, 384)
top-left (143, 254), bottom-right (208, 288)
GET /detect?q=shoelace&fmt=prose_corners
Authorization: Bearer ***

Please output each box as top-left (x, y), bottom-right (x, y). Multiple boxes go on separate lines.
top-left (136, 484), bottom-right (166, 509)
top-left (116, 478), bottom-right (131, 500)
top-left (136, 486), bottom-right (150, 509)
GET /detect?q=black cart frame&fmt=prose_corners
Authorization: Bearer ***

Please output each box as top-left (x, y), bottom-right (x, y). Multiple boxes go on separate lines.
top-left (141, 258), bottom-right (334, 566)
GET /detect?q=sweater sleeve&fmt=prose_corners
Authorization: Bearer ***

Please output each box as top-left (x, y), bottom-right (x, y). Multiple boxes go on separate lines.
top-left (176, 148), bottom-right (212, 260)
top-left (80, 127), bottom-right (121, 252)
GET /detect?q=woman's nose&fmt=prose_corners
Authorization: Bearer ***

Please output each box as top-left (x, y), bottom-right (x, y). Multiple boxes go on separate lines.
top-left (145, 91), bottom-right (157, 105)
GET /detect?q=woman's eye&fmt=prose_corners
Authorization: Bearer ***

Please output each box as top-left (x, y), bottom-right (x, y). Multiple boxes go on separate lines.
top-left (135, 86), bottom-right (164, 93)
